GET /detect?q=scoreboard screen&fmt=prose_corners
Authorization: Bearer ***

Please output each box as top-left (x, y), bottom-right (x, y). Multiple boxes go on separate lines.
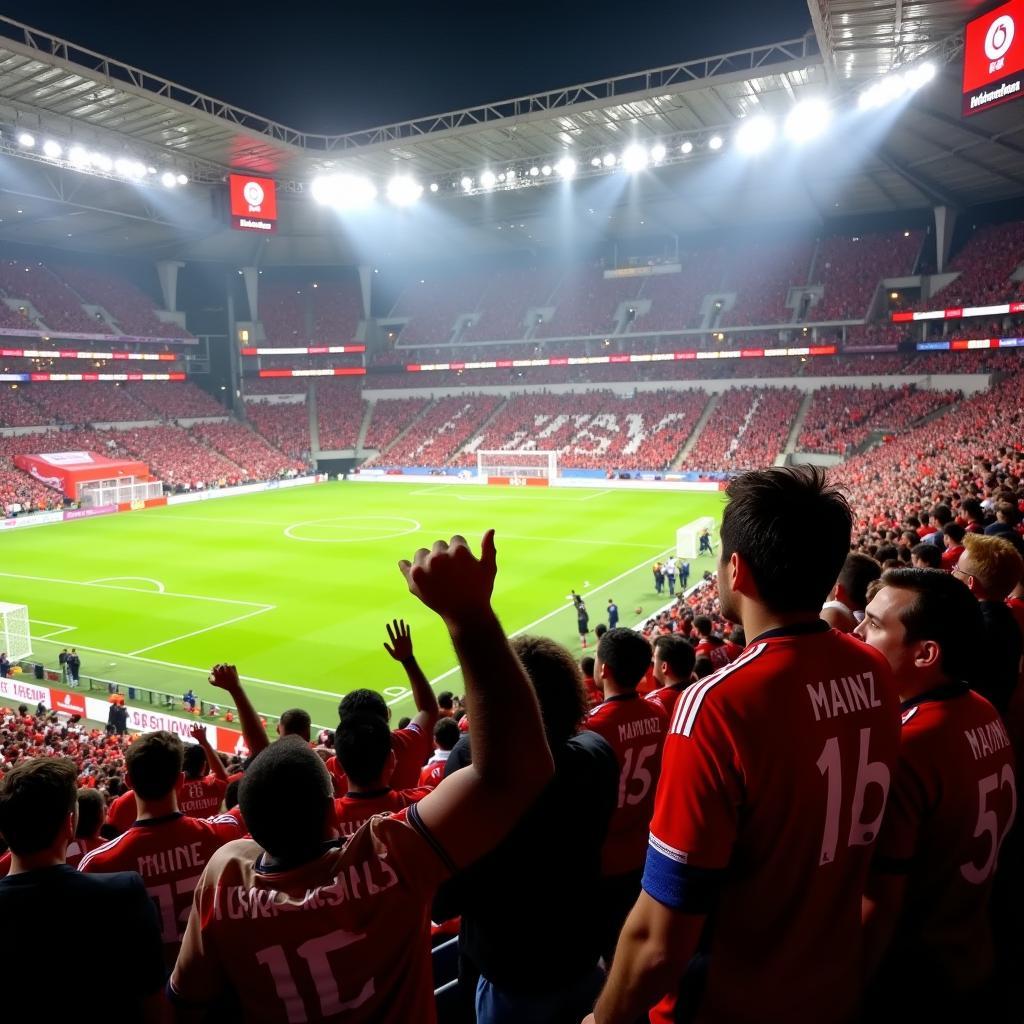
top-left (963, 0), bottom-right (1024, 115)
top-left (228, 174), bottom-right (278, 232)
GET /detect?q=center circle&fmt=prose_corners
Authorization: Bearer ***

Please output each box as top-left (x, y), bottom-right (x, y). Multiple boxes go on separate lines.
top-left (283, 515), bottom-right (421, 544)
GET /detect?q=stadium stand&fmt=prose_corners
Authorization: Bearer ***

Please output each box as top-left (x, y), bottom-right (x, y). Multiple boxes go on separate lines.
top-left (718, 238), bottom-right (813, 327)
top-left (533, 265), bottom-right (644, 339)
top-left (128, 381), bottom-right (226, 420)
top-left (113, 424), bottom-right (248, 490)
top-left (316, 380), bottom-right (366, 450)
top-left (19, 382), bottom-right (151, 424)
top-left (922, 220), bottom-right (1024, 308)
top-left (369, 394), bottom-right (502, 466)
top-left (258, 283), bottom-right (308, 344)
top-left (390, 272), bottom-right (490, 345)
top-left (461, 266), bottom-right (553, 342)
top-left (245, 401), bottom-right (312, 460)
top-left (188, 421), bottom-right (306, 479)
top-left (0, 260), bottom-right (112, 335)
top-left (0, 386), bottom-right (55, 427)
top-left (311, 277), bottom-right (364, 342)
top-left (363, 397), bottom-right (431, 453)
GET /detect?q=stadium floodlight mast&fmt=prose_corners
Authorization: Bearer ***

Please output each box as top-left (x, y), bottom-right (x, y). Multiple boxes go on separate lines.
top-left (42, 140), bottom-right (62, 159)
top-left (386, 175), bottom-right (423, 206)
top-left (735, 115), bottom-right (776, 155)
top-left (680, 140), bottom-right (694, 154)
top-left (554, 156), bottom-right (577, 179)
top-left (622, 144), bottom-right (650, 173)
top-left (708, 135), bottom-right (724, 151)
top-left (858, 61), bottom-right (936, 111)
top-left (784, 98), bottom-right (832, 142)
top-left (479, 169), bottom-right (498, 189)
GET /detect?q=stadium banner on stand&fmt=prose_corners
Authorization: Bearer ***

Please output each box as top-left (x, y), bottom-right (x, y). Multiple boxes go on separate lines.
top-left (63, 504), bottom-right (118, 521)
top-left (486, 477), bottom-right (550, 487)
top-left (963, 0), bottom-right (1024, 116)
top-left (51, 689), bottom-right (87, 717)
top-left (893, 301), bottom-right (1024, 323)
top-left (118, 496), bottom-right (168, 512)
top-left (1, 510), bottom-right (65, 529)
top-left (0, 677), bottom-right (49, 705)
top-left (242, 345), bottom-right (365, 356)
top-left (0, 347), bottom-right (178, 362)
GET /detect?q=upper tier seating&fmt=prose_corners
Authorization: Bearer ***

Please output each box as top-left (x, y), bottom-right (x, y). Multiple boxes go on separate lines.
top-left (368, 396), bottom-right (502, 466)
top-left (0, 260), bottom-right (112, 335)
top-left (924, 220), bottom-right (1024, 309)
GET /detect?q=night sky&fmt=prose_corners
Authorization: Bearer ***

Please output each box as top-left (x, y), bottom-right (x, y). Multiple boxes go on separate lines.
top-left (2, 1), bottom-right (811, 133)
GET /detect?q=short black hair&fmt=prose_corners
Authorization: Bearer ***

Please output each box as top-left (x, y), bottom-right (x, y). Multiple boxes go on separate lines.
top-left (397, 716), bottom-right (411, 730)
top-left (721, 466), bottom-right (852, 614)
top-left (693, 616), bottom-right (713, 638)
top-left (580, 656), bottom-right (595, 677)
top-left (337, 689), bottom-right (389, 725)
top-left (0, 758), bottom-right (77, 855)
top-left (336, 713), bottom-right (392, 787)
top-left (911, 543), bottom-right (942, 569)
top-left (75, 788), bottom-right (105, 838)
top-left (126, 731), bottom-right (184, 800)
top-left (931, 503), bottom-right (953, 526)
top-left (280, 708), bottom-right (311, 741)
top-left (433, 718), bottom-right (460, 751)
top-left (693, 656), bottom-right (715, 679)
top-left (239, 737), bottom-right (333, 861)
top-left (877, 568), bottom-right (985, 683)
top-left (512, 635), bottom-right (588, 748)
top-left (437, 691), bottom-right (454, 711)
top-left (594, 623), bottom-right (607, 639)
top-left (183, 741), bottom-right (208, 779)
top-left (596, 628), bottom-right (652, 690)
top-left (836, 552), bottom-right (881, 609)
top-left (653, 634), bottom-right (697, 681)
top-left (944, 522), bottom-right (966, 544)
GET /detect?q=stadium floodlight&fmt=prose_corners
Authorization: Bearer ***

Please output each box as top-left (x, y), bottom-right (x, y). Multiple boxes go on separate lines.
top-left (735, 115), bottom-right (776, 155)
top-left (602, 153), bottom-right (616, 167)
top-left (857, 64), bottom-right (933, 111)
top-left (708, 135), bottom-right (724, 151)
top-left (68, 146), bottom-right (89, 167)
top-left (680, 140), bottom-right (694, 155)
top-left (650, 143), bottom-right (667, 163)
top-left (529, 166), bottom-right (540, 177)
top-left (311, 173), bottom-right (377, 208)
top-left (386, 174), bottom-right (423, 206)
top-left (161, 171), bottom-right (178, 188)
top-left (429, 182), bottom-right (439, 192)
top-left (16, 132), bottom-right (35, 148)
top-left (541, 164), bottom-right (552, 176)
top-left (554, 156), bottom-right (577, 178)
top-left (91, 152), bottom-right (114, 172)
top-left (905, 61), bottom-right (937, 90)
top-left (461, 175), bottom-right (474, 190)
top-left (784, 98), bottom-right (832, 143)
top-left (176, 173), bottom-right (188, 186)
top-left (42, 140), bottom-right (62, 159)
top-left (590, 156), bottom-right (602, 167)
top-left (480, 169), bottom-right (497, 189)
top-left (622, 144), bottom-right (649, 173)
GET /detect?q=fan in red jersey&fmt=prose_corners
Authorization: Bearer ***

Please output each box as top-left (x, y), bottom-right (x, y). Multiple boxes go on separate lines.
top-left (820, 551), bottom-right (881, 633)
top-left (589, 467), bottom-right (901, 1024)
top-left (692, 615), bottom-right (741, 669)
top-left (418, 718), bottom-right (461, 789)
top-left (585, 627), bottom-right (667, 961)
top-left (332, 712), bottom-right (431, 836)
top-left (645, 634), bottom-right (697, 721)
top-left (178, 723), bottom-right (230, 817)
top-left (170, 531), bottom-right (555, 1024)
top-left (857, 568), bottom-right (1017, 1018)
top-left (79, 728), bottom-right (243, 965)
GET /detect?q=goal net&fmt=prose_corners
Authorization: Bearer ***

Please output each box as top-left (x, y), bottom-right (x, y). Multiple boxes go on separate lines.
top-left (677, 516), bottom-right (717, 559)
top-left (0, 603), bottom-right (32, 662)
top-left (477, 450), bottom-right (558, 484)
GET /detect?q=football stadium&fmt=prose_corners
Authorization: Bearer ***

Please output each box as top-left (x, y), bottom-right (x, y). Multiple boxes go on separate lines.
top-left (0, 0), bottom-right (1022, 1020)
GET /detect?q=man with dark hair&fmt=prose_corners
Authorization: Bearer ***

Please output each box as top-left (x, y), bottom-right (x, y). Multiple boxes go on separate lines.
top-left (607, 598), bottom-right (620, 629)
top-left (578, 598), bottom-right (591, 650)
top-left (927, 504), bottom-right (953, 544)
top-left (911, 542), bottom-right (942, 570)
top-left (435, 633), bottom-right (618, 1022)
top-left (0, 759), bottom-right (165, 1020)
top-left (855, 568), bottom-right (1016, 1018)
top-left (586, 627), bottom-right (666, 961)
top-left (331, 713), bottom-right (431, 837)
top-left (170, 531), bottom-right (555, 1022)
top-left (437, 690), bottom-right (456, 718)
top-left (693, 615), bottom-right (741, 668)
top-left (80, 727), bottom-right (242, 964)
top-left (953, 533), bottom-right (1024, 714)
top-left (179, 723), bottom-right (230, 817)
top-left (822, 551), bottom-right (882, 632)
top-left (589, 466), bottom-right (900, 1024)
top-left (646, 634), bottom-right (697, 720)
top-left (941, 522), bottom-right (966, 571)
top-left (277, 708), bottom-right (311, 742)
top-left (962, 497), bottom-right (987, 534)
top-left (419, 717), bottom-right (461, 788)
top-left (581, 655), bottom-right (603, 707)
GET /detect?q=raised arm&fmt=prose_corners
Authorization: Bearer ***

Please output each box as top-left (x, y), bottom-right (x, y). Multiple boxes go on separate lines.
top-left (383, 619), bottom-right (438, 735)
top-left (189, 724), bottom-right (228, 783)
top-left (400, 531), bottom-right (554, 867)
top-left (207, 665), bottom-right (270, 757)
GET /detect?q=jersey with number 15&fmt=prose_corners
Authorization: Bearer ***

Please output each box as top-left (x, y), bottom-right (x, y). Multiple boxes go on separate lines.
top-left (644, 622), bottom-right (900, 1024)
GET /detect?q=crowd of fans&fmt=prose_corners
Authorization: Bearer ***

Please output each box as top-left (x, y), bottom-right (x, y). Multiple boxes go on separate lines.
top-left (244, 400), bottom-right (312, 460)
top-left (316, 380), bottom-right (367, 450)
top-left (921, 219), bottom-right (1024, 309)
top-left (718, 238), bottom-right (814, 327)
top-left (188, 421), bottom-right (307, 480)
top-left (369, 395), bottom-right (503, 467)
top-left (0, 259), bottom-right (113, 335)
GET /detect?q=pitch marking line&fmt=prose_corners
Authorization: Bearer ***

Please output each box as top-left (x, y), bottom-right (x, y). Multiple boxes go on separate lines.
top-left (283, 516), bottom-right (422, 544)
top-left (579, 489), bottom-right (612, 501)
top-left (385, 543), bottom-right (677, 708)
top-left (87, 576), bottom-right (166, 593)
top-left (29, 618), bottom-right (77, 640)
top-left (127, 606), bottom-right (277, 657)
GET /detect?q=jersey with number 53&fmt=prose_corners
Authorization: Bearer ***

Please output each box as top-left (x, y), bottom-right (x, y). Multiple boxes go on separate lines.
top-left (78, 811), bottom-right (243, 966)
top-left (644, 622), bottom-right (900, 1024)
top-left (586, 693), bottom-right (667, 876)
top-left (170, 807), bottom-right (452, 1023)
top-left (872, 684), bottom-right (1017, 991)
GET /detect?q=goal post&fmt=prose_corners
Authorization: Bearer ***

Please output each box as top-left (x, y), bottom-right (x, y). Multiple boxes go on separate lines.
top-left (0, 603), bottom-right (32, 662)
top-left (477, 450), bottom-right (558, 485)
top-left (677, 516), bottom-right (717, 559)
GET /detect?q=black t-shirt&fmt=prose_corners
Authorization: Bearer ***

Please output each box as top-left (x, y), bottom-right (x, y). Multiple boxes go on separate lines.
top-left (975, 600), bottom-right (1023, 715)
top-left (435, 730), bottom-right (619, 993)
top-left (0, 866), bottom-right (164, 1013)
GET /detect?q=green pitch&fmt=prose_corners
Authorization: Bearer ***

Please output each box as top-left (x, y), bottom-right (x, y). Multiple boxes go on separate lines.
top-left (1, 482), bottom-right (723, 729)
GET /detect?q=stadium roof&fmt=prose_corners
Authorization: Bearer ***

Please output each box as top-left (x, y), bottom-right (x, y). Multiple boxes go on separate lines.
top-left (0, 5), bottom-right (1021, 266)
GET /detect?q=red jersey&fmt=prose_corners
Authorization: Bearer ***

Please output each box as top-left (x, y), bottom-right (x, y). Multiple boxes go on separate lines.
top-left (646, 683), bottom-right (687, 722)
top-left (106, 789), bottom-right (138, 833)
top-left (179, 774), bottom-right (229, 818)
top-left (582, 676), bottom-right (604, 708)
top-left (694, 637), bottom-right (741, 670)
top-left (333, 787), bottom-right (431, 837)
top-left (79, 811), bottom-right (243, 961)
top-left (644, 623), bottom-right (900, 1024)
top-left (169, 807), bottom-right (453, 1024)
top-left (585, 693), bottom-right (667, 876)
top-left (326, 723), bottom-right (431, 793)
top-left (873, 685), bottom-right (1017, 991)
top-left (941, 544), bottom-right (964, 572)
top-left (417, 753), bottom-right (450, 789)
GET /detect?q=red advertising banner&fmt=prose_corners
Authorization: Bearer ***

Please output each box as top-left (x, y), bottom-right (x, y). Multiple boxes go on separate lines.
top-left (963, 0), bottom-right (1024, 114)
top-left (229, 173), bottom-right (278, 232)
